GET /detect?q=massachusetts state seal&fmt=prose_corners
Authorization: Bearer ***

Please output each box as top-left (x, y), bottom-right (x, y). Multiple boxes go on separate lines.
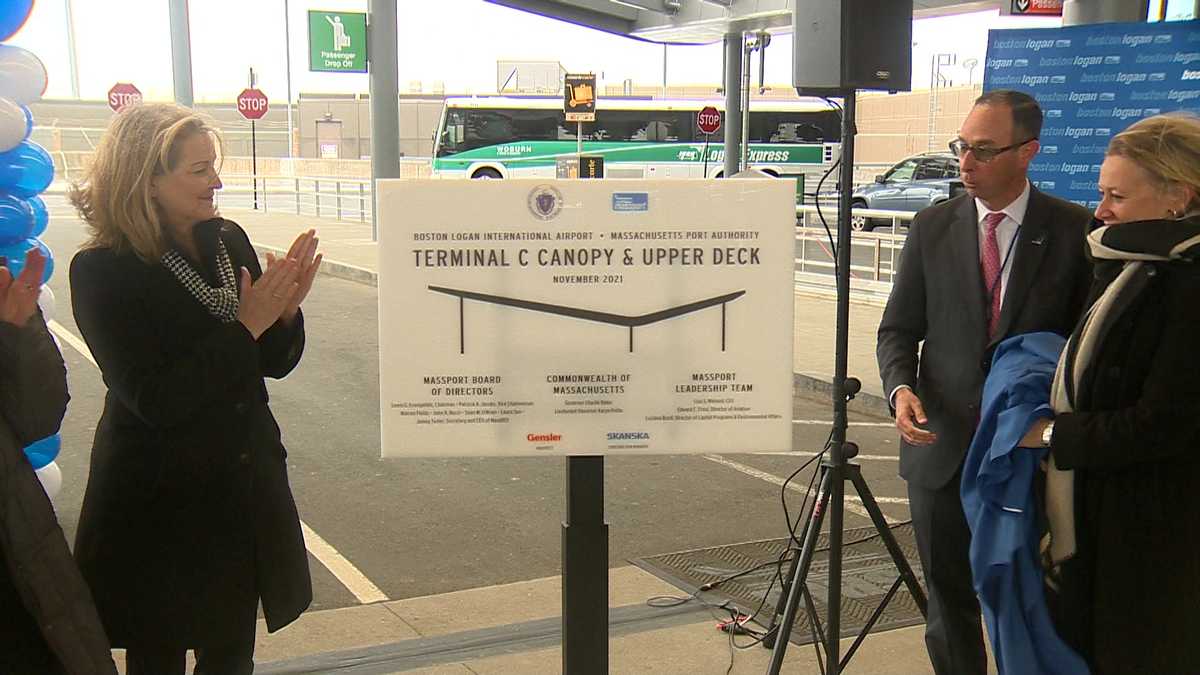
top-left (527, 184), bottom-right (563, 221)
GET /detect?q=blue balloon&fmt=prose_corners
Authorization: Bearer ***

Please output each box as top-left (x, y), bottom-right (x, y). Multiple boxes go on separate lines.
top-left (26, 193), bottom-right (44, 237)
top-left (0, 237), bottom-right (52, 283)
top-left (0, 140), bottom-right (52, 198)
top-left (0, 0), bottom-right (34, 42)
top-left (23, 433), bottom-right (60, 470)
top-left (0, 190), bottom-right (31, 245)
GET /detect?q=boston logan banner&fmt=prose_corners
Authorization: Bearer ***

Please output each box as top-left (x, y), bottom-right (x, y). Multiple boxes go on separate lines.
top-left (984, 20), bottom-right (1200, 208)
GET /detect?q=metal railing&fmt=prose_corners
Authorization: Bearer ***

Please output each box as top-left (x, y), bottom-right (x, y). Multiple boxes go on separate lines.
top-left (794, 205), bottom-right (914, 304)
top-left (215, 174), bottom-right (374, 222)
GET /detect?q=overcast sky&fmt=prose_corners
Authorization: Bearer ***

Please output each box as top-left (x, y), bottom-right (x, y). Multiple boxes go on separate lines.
top-left (5, 1), bottom-right (1187, 104)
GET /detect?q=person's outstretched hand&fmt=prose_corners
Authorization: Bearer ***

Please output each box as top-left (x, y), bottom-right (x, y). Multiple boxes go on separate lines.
top-left (0, 249), bottom-right (46, 327)
top-left (264, 229), bottom-right (321, 324)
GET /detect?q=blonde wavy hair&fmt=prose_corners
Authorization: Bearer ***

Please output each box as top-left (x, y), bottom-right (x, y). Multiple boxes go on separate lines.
top-left (1106, 112), bottom-right (1200, 213)
top-left (70, 103), bottom-right (222, 263)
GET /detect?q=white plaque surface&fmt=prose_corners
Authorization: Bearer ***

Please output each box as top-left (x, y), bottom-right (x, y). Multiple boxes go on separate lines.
top-left (377, 179), bottom-right (795, 457)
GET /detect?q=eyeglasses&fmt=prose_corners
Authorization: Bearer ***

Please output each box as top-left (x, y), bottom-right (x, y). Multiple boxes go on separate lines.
top-left (948, 137), bottom-right (1036, 163)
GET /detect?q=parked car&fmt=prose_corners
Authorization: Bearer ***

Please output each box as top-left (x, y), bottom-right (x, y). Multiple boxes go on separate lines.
top-left (851, 152), bottom-right (961, 231)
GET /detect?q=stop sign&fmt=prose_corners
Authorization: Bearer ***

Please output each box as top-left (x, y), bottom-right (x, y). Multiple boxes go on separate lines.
top-left (237, 88), bottom-right (269, 120)
top-left (697, 106), bottom-right (722, 135)
top-left (107, 83), bottom-right (142, 113)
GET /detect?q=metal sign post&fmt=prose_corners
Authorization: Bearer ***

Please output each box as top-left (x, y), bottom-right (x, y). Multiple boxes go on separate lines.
top-left (560, 72), bottom-right (605, 674)
top-left (697, 106), bottom-right (721, 178)
top-left (565, 73), bottom-right (596, 174)
top-left (237, 69), bottom-right (269, 211)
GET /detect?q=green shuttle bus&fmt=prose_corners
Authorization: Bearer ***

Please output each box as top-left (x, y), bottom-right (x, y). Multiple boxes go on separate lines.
top-left (432, 96), bottom-right (842, 186)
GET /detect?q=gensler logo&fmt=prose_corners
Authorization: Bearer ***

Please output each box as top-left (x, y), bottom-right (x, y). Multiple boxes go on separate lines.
top-left (527, 433), bottom-right (563, 442)
top-left (607, 432), bottom-right (651, 441)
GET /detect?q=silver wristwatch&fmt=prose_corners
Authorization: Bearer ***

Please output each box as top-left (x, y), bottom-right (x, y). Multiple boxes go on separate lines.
top-left (1041, 420), bottom-right (1055, 448)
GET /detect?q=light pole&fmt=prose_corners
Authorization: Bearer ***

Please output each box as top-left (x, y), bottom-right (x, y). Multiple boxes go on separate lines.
top-left (64, 0), bottom-right (80, 98)
top-left (284, 0), bottom-right (294, 158)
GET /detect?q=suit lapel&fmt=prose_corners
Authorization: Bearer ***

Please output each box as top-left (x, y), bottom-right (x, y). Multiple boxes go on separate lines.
top-left (952, 196), bottom-right (987, 331)
top-left (988, 188), bottom-right (1050, 348)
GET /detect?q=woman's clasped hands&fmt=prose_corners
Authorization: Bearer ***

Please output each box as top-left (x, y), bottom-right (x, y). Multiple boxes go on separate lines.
top-left (238, 230), bottom-right (321, 339)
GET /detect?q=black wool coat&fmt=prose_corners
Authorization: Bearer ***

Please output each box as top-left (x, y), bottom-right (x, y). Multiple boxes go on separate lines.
top-left (69, 219), bottom-right (311, 648)
top-left (0, 314), bottom-right (117, 674)
top-left (1050, 252), bottom-right (1200, 674)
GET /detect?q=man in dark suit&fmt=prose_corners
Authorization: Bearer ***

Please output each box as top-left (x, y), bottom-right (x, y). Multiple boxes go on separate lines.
top-left (876, 90), bottom-right (1092, 675)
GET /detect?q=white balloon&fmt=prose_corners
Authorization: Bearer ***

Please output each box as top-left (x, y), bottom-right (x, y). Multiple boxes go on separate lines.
top-left (35, 461), bottom-right (62, 500)
top-left (0, 97), bottom-right (28, 152)
top-left (37, 283), bottom-right (53, 321)
top-left (0, 45), bottom-right (46, 105)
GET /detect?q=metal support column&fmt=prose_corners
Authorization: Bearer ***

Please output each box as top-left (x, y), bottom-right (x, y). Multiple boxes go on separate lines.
top-left (64, 0), bottom-right (80, 99)
top-left (723, 32), bottom-right (743, 178)
top-left (284, 0), bottom-right (295, 158)
top-left (368, 0), bottom-right (400, 241)
top-left (1063, 0), bottom-right (1149, 24)
top-left (168, 0), bottom-right (194, 107)
top-left (562, 456), bottom-right (608, 675)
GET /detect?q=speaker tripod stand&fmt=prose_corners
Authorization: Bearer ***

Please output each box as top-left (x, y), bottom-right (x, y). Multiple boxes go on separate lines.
top-left (762, 91), bottom-right (927, 674)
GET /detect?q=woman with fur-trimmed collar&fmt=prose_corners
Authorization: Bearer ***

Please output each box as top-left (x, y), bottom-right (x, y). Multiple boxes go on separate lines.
top-left (1018, 113), bottom-right (1200, 674)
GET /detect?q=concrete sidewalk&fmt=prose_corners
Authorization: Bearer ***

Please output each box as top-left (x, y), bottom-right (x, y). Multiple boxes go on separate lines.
top-left (220, 208), bottom-right (926, 675)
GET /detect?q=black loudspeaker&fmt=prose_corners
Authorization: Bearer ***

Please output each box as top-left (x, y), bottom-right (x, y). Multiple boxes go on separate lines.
top-left (792, 0), bottom-right (913, 95)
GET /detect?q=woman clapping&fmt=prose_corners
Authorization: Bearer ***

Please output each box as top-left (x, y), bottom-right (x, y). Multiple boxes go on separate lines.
top-left (69, 103), bottom-right (320, 675)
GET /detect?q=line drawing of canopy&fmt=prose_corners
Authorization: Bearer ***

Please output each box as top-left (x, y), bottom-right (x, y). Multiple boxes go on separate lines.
top-left (428, 285), bottom-right (746, 353)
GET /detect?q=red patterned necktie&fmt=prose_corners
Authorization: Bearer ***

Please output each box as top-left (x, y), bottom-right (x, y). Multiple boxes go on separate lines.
top-left (981, 211), bottom-right (1005, 338)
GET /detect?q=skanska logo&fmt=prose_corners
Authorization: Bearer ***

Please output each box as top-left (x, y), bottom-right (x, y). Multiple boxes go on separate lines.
top-left (607, 432), bottom-right (650, 441)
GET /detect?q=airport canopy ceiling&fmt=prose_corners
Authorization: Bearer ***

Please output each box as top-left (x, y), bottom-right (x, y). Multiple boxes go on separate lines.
top-left (483, 0), bottom-right (1001, 44)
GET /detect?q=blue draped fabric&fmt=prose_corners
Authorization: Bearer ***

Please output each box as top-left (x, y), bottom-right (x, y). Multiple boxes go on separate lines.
top-left (961, 332), bottom-right (1088, 675)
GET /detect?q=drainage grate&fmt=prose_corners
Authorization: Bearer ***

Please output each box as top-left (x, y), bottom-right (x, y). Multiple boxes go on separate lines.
top-left (630, 523), bottom-right (927, 646)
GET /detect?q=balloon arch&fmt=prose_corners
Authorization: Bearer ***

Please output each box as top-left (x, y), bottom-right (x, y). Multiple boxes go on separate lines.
top-left (1, 0), bottom-right (64, 499)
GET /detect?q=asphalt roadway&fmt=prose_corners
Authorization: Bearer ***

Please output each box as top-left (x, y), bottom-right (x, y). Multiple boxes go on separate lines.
top-left (39, 196), bottom-right (912, 616)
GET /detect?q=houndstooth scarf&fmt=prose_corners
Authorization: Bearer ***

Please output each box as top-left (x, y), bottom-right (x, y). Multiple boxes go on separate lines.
top-left (161, 238), bottom-right (240, 323)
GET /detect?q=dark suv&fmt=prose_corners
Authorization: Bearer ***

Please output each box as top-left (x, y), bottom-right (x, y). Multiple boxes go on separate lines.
top-left (851, 153), bottom-right (961, 231)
